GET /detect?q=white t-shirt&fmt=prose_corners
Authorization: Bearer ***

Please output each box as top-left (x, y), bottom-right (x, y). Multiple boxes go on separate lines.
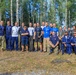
top-left (28, 27), bottom-right (34, 36)
top-left (41, 26), bottom-right (45, 30)
top-left (12, 26), bottom-right (20, 37)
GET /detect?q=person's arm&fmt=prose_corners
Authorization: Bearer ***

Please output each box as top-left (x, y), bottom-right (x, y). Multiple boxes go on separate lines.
top-left (62, 36), bottom-right (66, 46)
top-left (55, 37), bottom-right (59, 47)
top-left (38, 28), bottom-right (43, 38)
top-left (21, 31), bottom-right (29, 36)
top-left (71, 37), bottom-right (75, 46)
top-left (33, 28), bottom-right (36, 39)
top-left (55, 41), bottom-right (59, 47)
top-left (49, 41), bottom-right (55, 48)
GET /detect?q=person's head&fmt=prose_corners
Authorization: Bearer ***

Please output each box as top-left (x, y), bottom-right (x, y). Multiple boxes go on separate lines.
top-left (68, 27), bottom-right (70, 31)
top-left (73, 26), bottom-right (75, 30)
top-left (23, 26), bottom-right (27, 30)
top-left (33, 23), bottom-right (36, 28)
top-left (7, 21), bottom-right (10, 26)
top-left (65, 31), bottom-right (68, 36)
top-left (29, 22), bottom-right (32, 27)
top-left (73, 31), bottom-right (76, 37)
top-left (45, 22), bottom-right (48, 26)
top-left (63, 26), bottom-right (67, 30)
top-left (53, 23), bottom-right (56, 27)
top-left (52, 31), bottom-right (55, 35)
top-left (42, 22), bottom-right (45, 26)
top-left (21, 22), bottom-right (25, 27)
top-left (59, 27), bottom-right (62, 30)
top-left (15, 22), bottom-right (19, 26)
top-left (0, 21), bottom-right (4, 26)
top-left (37, 23), bottom-right (40, 27)
top-left (50, 23), bottom-right (53, 27)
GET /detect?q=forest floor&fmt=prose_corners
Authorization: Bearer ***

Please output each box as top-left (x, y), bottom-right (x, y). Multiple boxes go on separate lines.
top-left (0, 50), bottom-right (76, 75)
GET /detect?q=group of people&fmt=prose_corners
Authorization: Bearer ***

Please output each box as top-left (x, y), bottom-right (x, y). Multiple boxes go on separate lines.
top-left (0, 20), bottom-right (76, 55)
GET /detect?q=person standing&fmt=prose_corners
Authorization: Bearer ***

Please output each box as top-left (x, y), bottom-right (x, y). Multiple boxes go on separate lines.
top-left (34, 23), bottom-right (43, 52)
top-left (5, 21), bottom-right (12, 50)
top-left (52, 23), bottom-right (59, 36)
top-left (0, 21), bottom-right (5, 51)
top-left (71, 31), bottom-right (76, 54)
top-left (11, 22), bottom-right (20, 51)
top-left (58, 27), bottom-right (64, 52)
top-left (21, 26), bottom-right (29, 52)
top-left (28, 22), bottom-right (34, 51)
top-left (42, 22), bottom-right (52, 52)
top-left (41, 22), bottom-right (45, 30)
top-left (19, 22), bottom-right (25, 50)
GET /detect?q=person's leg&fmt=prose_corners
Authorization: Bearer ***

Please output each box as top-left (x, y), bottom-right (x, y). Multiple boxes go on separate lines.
top-left (21, 45), bottom-right (24, 51)
top-left (49, 41), bottom-right (54, 53)
top-left (9, 36), bottom-right (12, 50)
top-left (34, 42), bottom-right (38, 51)
top-left (38, 38), bottom-right (43, 52)
top-left (43, 38), bottom-right (47, 52)
top-left (29, 36), bottom-right (34, 51)
top-left (26, 46), bottom-right (28, 51)
top-left (74, 46), bottom-right (76, 54)
top-left (66, 44), bottom-right (72, 55)
top-left (0, 36), bottom-right (2, 50)
top-left (61, 44), bottom-right (65, 55)
top-left (54, 46), bottom-right (59, 54)
top-left (25, 39), bottom-right (29, 51)
top-left (11, 37), bottom-right (15, 50)
top-left (18, 35), bottom-right (21, 50)
top-left (6, 36), bottom-right (9, 50)
top-left (15, 37), bottom-right (18, 51)
top-left (2, 36), bottom-right (4, 50)
top-left (34, 38), bottom-right (38, 51)
top-left (38, 42), bottom-right (42, 52)
top-left (47, 38), bottom-right (50, 52)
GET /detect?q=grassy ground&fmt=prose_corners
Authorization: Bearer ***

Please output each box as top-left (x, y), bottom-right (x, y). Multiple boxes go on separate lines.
top-left (0, 50), bottom-right (76, 75)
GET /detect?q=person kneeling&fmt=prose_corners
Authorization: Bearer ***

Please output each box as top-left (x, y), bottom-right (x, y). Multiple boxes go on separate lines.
top-left (21, 26), bottom-right (29, 52)
top-left (49, 31), bottom-right (59, 55)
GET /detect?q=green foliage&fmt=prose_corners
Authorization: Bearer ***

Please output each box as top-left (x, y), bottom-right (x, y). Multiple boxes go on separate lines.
top-left (0, 0), bottom-right (76, 26)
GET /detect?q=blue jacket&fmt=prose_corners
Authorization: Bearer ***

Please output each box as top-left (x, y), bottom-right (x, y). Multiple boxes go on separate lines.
top-left (21, 29), bottom-right (29, 39)
top-left (6, 25), bottom-right (12, 36)
top-left (35, 27), bottom-right (42, 37)
top-left (50, 35), bottom-right (59, 45)
top-left (0, 25), bottom-right (5, 36)
top-left (62, 35), bottom-right (71, 46)
top-left (71, 36), bottom-right (76, 45)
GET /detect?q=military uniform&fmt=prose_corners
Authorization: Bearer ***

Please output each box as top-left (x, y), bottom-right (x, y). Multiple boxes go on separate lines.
top-left (62, 35), bottom-right (72, 54)
top-left (0, 25), bottom-right (5, 50)
top-left (5, 25), bottom-right (12, 50)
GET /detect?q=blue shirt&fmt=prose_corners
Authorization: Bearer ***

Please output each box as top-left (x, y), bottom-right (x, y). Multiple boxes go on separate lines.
top-left (52, 27), bottom-right (59, 35)
top-left (0, 25), bottom-right (5, 36)
top-left (43, 26), bottom-right (51, 38)
top-left (71, 36), bottom-right (76, 45)
top-left (50, 35), bottom-right (59, 45)
top-left (21, 29), bottom-right (29, 39)
top-left (6, 25), bottom-right (12, 36)
top-left (35, 27), bottom-right (42, 37)
top-left (62, 35), bottom-right (71, 44)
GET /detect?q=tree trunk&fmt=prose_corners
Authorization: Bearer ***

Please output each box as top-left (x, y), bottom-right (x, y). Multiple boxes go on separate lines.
top-left (10, 0), bottom-right (13, 25)
top-left (0, 0), bottom-right (1, 21)
top-left (65, 0), bottom-right (67, 27)
top-left (16, 0), bottom-right (19, 22)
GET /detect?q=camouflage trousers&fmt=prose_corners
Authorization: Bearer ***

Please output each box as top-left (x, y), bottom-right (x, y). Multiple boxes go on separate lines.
top-left (0, 36), bottom-right (5, 50)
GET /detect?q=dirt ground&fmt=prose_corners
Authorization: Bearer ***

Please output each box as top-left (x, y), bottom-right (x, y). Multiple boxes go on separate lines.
top-left (0, 51), bottom-right (76, 75)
